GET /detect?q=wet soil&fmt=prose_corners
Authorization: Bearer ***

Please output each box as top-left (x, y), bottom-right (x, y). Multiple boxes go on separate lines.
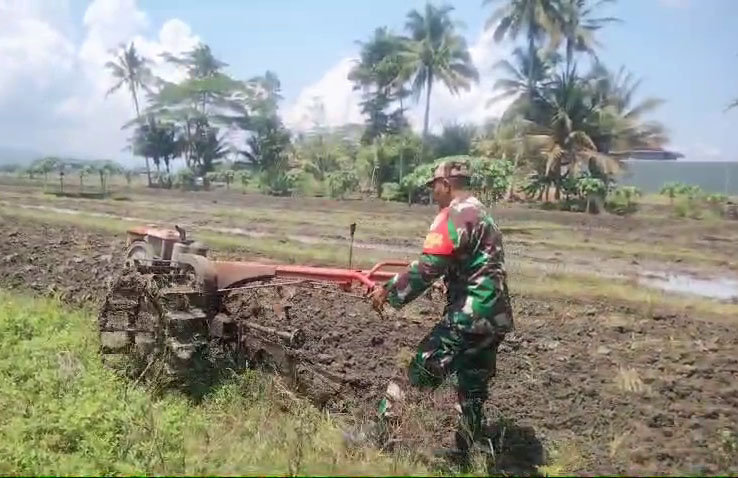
top-left (1, 215), bottom-right (737, 475)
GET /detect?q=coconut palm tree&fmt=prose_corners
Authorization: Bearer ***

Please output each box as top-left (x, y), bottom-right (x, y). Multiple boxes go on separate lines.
top-left (401, 3), bottom-right (479, 139)
top-left (105, 42), bottom-right (153, 186)
top-left (549, 0), bottom-right (621, 70)
top-left (484, 0), bottom-right (561, 99)
top-left (488, 47), bottom-right (558, 115)
top-left (526, 69), bottom-right (620, 198)
top-left (587, 64), bottom-right (666, 152)
top-left (349, 27), bottom-right (411, 142)
top-left (162, 43), bottom-right (227, 79)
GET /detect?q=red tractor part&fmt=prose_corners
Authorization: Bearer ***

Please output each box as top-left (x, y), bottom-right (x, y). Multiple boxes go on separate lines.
top-left (99, 225), bottom-right (409, 390)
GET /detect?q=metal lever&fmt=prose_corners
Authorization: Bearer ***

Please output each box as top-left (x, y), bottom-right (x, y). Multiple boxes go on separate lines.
top-left (348, 223), bottom-right (357, 270)
top-left (175, 225), bottom-right (186, 242)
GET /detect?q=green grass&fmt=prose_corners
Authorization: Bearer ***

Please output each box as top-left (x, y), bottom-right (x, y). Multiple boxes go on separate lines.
top-left (0, 290), bottom-right (433, 476)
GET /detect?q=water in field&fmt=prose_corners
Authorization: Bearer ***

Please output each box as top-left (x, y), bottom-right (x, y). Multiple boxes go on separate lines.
top-left (639, 271), bottom-right (738, 301)
top-left (618, 160), bottom-right (738, 195)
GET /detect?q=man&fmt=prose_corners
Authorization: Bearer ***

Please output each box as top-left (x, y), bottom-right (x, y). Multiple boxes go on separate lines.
top-left (369, 160), bottom-right (513, 456)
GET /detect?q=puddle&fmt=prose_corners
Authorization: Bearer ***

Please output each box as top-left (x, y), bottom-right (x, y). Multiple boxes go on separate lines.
top-left (639, 271), bottom-right (738, 301)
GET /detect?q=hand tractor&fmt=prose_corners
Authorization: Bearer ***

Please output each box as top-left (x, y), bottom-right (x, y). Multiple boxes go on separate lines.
top-left (97, 225), bottom-right (407, 397)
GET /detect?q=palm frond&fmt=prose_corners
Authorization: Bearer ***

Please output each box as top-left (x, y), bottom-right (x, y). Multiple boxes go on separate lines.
top-left (624, 97), bottom-right (666, 120)
top-left (105, 79), bottom-right (125, 98)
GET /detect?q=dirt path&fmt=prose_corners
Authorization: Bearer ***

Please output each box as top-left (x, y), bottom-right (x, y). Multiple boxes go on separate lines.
top-left (1, 215), bottom-right (737, 475)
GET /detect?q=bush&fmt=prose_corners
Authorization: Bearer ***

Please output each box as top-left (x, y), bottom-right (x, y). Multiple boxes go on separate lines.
top-left (326, 170), bottom-right (359, 199)
top-left (704, 193), bottom-right (728, 206)
top-left (660, 181), bottom-right (704, 202)
top-left (577, 174), bottom-right (607, 214)
top-left (174, 168), bottom-right (196, 190)
top-left (258, 169), bottom-right (303, 196)
top-left (236, 170), bottom-right (251, 192)
top-left (674, 196), bottom-right (704, 219)
top-left (401, 162), bottom-right (437, 204)
top-left (152, 172), bottom-right (172, 188)
top-left (468, 157), bottom-right (514, 203)
top-left (293, 174), bottom-right (325, 197)
top-left (522, 172), bottom-right (555, 200)
top-left (606, 186), bottom-right (642, 215)
top-left (380, 182), bottom-right (402, 201)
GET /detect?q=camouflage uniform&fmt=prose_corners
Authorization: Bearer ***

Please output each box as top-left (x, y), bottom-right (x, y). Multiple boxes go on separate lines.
top-left (379, 161), bottom-right (513, 448)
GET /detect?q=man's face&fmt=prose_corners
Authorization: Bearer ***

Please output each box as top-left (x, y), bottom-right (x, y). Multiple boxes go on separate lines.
top-left (430, 178), bottom-right (452, 208)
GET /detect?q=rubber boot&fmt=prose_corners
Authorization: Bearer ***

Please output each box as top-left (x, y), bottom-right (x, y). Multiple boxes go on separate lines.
top-left (371, 381), bottom-right (405, 450)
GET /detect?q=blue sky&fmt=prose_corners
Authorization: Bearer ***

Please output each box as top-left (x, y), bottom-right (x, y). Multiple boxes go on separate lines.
top-left (2, 0), bottom-right (737, 161)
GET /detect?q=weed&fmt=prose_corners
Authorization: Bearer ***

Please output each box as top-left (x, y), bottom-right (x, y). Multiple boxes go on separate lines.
top-left (615, 367), bottom-right (651, 395)
top-left (0, 290), bottom-right (431, 475)
top-left (608, 430), bottom-right (631, 459)
top-left (537, 438), bottom-right (584, 476)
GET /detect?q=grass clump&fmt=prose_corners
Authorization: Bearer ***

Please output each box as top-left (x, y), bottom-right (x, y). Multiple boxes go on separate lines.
top-left (0, 290), bottom-right (428, 476)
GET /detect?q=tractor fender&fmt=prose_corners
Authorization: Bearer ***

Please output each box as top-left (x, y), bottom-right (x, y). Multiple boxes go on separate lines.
top-left (176, 253), bottom-right (218, 296)
top-left (125, 240), bottom-right (156, 267)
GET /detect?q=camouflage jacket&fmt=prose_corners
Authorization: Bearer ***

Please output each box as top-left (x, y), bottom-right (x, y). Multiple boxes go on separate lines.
top-left (383, 195), bottom-right (513, 332)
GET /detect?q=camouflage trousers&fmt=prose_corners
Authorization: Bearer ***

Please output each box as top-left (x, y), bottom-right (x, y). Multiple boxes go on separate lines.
top-left (379, 311), bottom-right (505, 445)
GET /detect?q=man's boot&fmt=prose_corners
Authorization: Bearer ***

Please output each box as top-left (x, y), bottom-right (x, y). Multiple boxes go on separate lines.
top-left (370, 381), bottom-right (405, 449)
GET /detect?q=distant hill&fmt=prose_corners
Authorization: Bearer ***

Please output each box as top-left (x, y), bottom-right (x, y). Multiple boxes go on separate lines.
top-left (0, 146), bottom-right (45, 166)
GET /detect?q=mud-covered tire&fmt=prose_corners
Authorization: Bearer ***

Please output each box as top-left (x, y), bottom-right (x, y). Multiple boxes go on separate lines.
top-left (97, 267), bottom-right (209, 388)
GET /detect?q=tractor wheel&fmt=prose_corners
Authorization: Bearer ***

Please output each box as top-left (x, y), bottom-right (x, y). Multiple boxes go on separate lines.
top-left (97, 265), bottom-right (210, 389)
top-left (125, 240), bottom-right (155, 267)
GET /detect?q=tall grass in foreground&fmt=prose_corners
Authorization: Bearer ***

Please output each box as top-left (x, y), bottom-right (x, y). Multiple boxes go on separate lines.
top-left (0, 291), bottom-right (430, 476)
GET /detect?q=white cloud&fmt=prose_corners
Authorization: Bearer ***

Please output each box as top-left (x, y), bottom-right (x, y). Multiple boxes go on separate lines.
top-left (283, 28), bottom-right (513, 134)
top-left (283, 57), bottom-right (364, 131)
top-left (0, 0), bottom-right (198, 161)
top-left (0, 4), bottom-right (75, 94)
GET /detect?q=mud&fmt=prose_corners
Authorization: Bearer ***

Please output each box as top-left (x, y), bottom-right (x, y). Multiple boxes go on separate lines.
top-left (1, 214), bottom-right (737, 475)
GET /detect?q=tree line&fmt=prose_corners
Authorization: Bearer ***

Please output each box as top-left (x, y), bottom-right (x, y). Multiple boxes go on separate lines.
top-left (8, 0), bottom-right (685, 211)
top-left (18, 157), bottom-right (127, 195)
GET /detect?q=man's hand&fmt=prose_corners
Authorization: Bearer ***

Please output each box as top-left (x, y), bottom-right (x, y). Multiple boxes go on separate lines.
top-left (369, 285), bottom-right (389, 313)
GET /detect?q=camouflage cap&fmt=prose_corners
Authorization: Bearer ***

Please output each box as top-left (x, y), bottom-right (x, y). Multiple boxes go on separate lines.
top-left (426, 160), bottom-right (471, 185)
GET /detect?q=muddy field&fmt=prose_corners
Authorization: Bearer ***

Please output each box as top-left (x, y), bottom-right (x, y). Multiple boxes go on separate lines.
top-left (1, 215), bottom-right (737, 475)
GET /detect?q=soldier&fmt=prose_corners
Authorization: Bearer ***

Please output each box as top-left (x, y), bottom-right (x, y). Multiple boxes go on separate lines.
top-left (369, 160), bottom-right (513, 457)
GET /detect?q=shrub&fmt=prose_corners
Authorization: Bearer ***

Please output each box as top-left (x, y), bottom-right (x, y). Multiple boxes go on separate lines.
top-left (522, 172), bottom-right (555, 200)
top-left (468, 157), bottom-right (514, 203)
top-left (674, 196), bottom-right (704, 219)
top-left (401, 162), bottom-right (437, 204)
top-left (174, 168), bottom-right (196, 190)
top-left (577, 174), bottom-right (607, 214)
top-left (380, 182), bottom-right (402, 201)
top-left (258, 169), bottom-right (304, 196)
top-left (326, 170), bottom-right (359, 199)
top-left (236, 170), bottom-right (251, 192)
top-left (607, 186), bottom-right (642, 215)
top-left (704, 193), bottom-right (728, 206)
